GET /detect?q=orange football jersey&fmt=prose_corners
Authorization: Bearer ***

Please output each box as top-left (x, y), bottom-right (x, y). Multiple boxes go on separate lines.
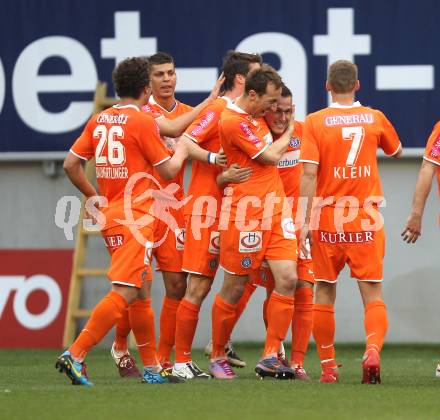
top-left (219, 102), bottom-right (286, 222)
top-left (70, 104), bottom-right (170, 229)
top-left (423, 121), bottom-right (440, 197)
top-left (141, 97), bottom-right (192, 200)
top-left (183, 97), bottom-right (228, 217)
top-left (300, 102), bottom-right (401, 207)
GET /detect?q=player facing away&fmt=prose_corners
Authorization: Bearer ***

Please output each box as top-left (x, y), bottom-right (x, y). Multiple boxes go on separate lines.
top-left (56, 57), bottom-right (188, 385)
top-left (300, 60), bottom-right (402, 384)
top-left (211, 65), bottom-right (298, 380)
top-left (109, 52), bottom-right (205, 376)
top-left (171, 51), bottom-right (263, 380)
top-left (402, 122), bottom-right (440, 244)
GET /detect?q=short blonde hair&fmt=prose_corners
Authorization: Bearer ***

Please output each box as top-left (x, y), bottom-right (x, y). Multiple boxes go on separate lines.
top-left (327, 60), bottom-right (358, 93)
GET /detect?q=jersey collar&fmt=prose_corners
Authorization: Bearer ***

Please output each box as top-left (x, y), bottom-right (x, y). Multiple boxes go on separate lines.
top-left (329, 101), bottom-right (362, 109)
top-left (226, 99), bottom-right (248, 114)
top-left (112, 104), bottom-right (140, 112)
top-left (149, 96), bottom-right (177, 113)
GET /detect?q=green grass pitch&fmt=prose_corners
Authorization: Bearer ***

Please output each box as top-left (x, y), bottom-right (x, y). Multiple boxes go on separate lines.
top-left (1, 344), bottom-right (439, 420)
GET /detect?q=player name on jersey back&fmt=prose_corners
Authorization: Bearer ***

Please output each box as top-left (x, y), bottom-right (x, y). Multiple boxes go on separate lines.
top-left (324, 113), bottom-right (374, 126)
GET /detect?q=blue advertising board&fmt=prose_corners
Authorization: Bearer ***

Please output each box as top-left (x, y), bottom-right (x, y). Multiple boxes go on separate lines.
top-left (1, 0), bottom-right (439, 153)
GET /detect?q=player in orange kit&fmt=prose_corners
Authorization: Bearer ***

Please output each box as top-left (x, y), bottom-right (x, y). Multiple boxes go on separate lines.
top-left (110, 52), bottom-right (227, 376)
top-left (171, 51), bottom-right (263, 380)
top-left (214, 84), bottom-right (315, 380)
top-left (210, 65), bottom-right (298, 380)
top-left (402, 122), bottom-right (440, 244)
top-left (56, 57), bottom-right (188, 385)
top-left (300, 60), bottom-right (402, 384)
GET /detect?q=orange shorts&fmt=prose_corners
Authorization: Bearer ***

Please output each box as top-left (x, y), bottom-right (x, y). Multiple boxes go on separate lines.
top-left (312, 208), bottom-right (385, 282)
top-left (153, 207), bottom-right (185, 273)
top-left (181, 215), bottom-right (220, 278)
top-left (220, 212), bottom-right (298, 275)
top-left (102, 224), bottom-right (154, 288)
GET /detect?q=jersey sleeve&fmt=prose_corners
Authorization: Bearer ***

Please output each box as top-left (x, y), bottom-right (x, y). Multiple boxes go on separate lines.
top-left (137, 115), bottom-right (171, 166)
top-left (70, 117), bottom-right (95, 161)
top-left (299, 115), bottom-right (319, 165)
top-left (229, 119), bottom-right (268, 159)
top-left (141, 104), bottom-right (164, 120)
top-left (377, 111), bottom-right (401, 156)
top-left (423, 122), bottom-right (440, 167)
top-left (183, 103), bottom-right (220, 145)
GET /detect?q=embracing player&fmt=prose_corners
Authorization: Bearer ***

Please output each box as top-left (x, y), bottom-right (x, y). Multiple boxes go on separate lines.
top-left (300, 60), bottom-right (402, 384)
top-left (57, 57), bottom-right (187, 385)
top-left (171, 51), bottom-right (263, 380)
top-left (211, 65), bottom-right (299, 380)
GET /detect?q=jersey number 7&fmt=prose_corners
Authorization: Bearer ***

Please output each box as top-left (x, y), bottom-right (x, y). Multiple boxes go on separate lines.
top-left (342, 126), bottom-right (365, 166)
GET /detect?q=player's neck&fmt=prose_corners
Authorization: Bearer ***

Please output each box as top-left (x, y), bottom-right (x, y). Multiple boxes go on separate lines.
top-left (152, 95), bottom-right (176, 112)
top-left (223, 86), bottom-right (243, 101)
top-left (330, 93), bottom-right (356, 106)
top-left (118, 97), bottom-right (145, 110)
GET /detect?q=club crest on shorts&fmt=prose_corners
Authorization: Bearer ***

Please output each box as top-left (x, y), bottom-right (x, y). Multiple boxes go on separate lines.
top-left (208, 231), bottom-right (220, 254)
top-left (241, 257), bottom-right (252, 269)
top-left (281, 218), bottom-right (296, 239)
top-left (175, 228), bottom-right (185, 251)
top-left (239, 231), bottom-right (262, 253)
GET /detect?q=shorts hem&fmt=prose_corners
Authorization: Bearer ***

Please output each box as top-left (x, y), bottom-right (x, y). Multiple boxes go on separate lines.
top-left (219, 265), bottom-right (236, 275)
top-left (111, 281), bottom-right (138, 287)
top-left (315, 278), bottom-right (337, 283)
top-left (356, 278), bottom-right (383, 283)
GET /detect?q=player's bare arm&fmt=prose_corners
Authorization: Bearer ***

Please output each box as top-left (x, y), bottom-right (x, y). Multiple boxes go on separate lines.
top-left (401, 159), bottom-right (436, 243)
top-left (179, 135), bottom-right (227, 166)
top-left (156, 73), bottom-right (225, 137)
top-left (255, 123), bottom-right (294, 165)
top-left (155, 140), bottom-right (189, 180)
top-left (216, 163), bottom-right (253, 187)
top-left (63, 152), bottom-right (98, 198)
top-left (299, 162), bottom-right (318, 256)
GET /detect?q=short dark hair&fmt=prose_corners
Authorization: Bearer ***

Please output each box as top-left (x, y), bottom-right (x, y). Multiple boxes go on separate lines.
top-left (222, 51), bottom-right (263, 91)
top-left (149, 52), bottom-right (174, 67)
top-left (245, 64), bottom-right (282, 96)
top-left (328, 60), bottom-right (358, 93)
top-left (281, 83), bottom-right (292, 98)
top-left (112, 57), bottom-right (150, 99)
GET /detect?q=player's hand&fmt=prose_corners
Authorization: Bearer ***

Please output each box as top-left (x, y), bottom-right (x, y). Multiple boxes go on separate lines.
top-left (224, 163), bottom-right (252, 183)
top-left (215, 149), bottom-right (228, 167)
top-left (208, 72), bottom-right (225, 101)
top-left (285, 121), bottom-right (294, 137)
top-left (300, 224), bottom-right (312, 257)
top-left (401, 213), bottom-right (422, 243)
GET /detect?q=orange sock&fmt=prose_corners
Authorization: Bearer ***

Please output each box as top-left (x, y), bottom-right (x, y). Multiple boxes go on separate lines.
top-left (291, 287), bottom-right (314, 366)
top-left (175, 299), bottom-right (200, 363)
top-left (364, 300), bottom-right (388, 354)
top-left (262, 298), bottom-right (269, 329)
top-left (129, 298), bottom-right (158, 367)
top-left (234, 281), bottom-right (256, 322)
top-left (211, 294), bottom-right (237, 360)
top-left (227, 281), bottom-right (256, 341)
top-left (114, 306), bottom-right (130, 352)
top-left (69, 291), bottom-right (127, 361)
top-left (263, 292), bottom-right (294, 358)
top-left (157, 296), bottom-right (181, 364)
top-left (313, 303), bottom-right (336, 369)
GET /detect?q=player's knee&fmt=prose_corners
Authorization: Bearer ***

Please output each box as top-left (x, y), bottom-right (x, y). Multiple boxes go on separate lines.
top-left (185, 277), bottom-right (212, 305)
top-left (221, 281), bottom-right (246, 304)
top-left (276, 270), bottom-right (298, 295)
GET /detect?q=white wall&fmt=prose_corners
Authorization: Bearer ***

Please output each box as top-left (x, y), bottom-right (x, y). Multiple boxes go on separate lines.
top-left (0, 157), bottom-right (438, 344)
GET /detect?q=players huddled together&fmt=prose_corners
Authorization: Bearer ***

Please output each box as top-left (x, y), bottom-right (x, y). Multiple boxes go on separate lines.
top-left (56, 50), bottom-right (439, 385)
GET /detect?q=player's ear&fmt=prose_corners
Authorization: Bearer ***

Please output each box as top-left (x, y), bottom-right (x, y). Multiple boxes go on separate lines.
top-left (325, 81), bottom-right (331, 92)
top-left (354, 80), bottom-right (360, 92)
top-left (236, 74), bottom-right (246, 85)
